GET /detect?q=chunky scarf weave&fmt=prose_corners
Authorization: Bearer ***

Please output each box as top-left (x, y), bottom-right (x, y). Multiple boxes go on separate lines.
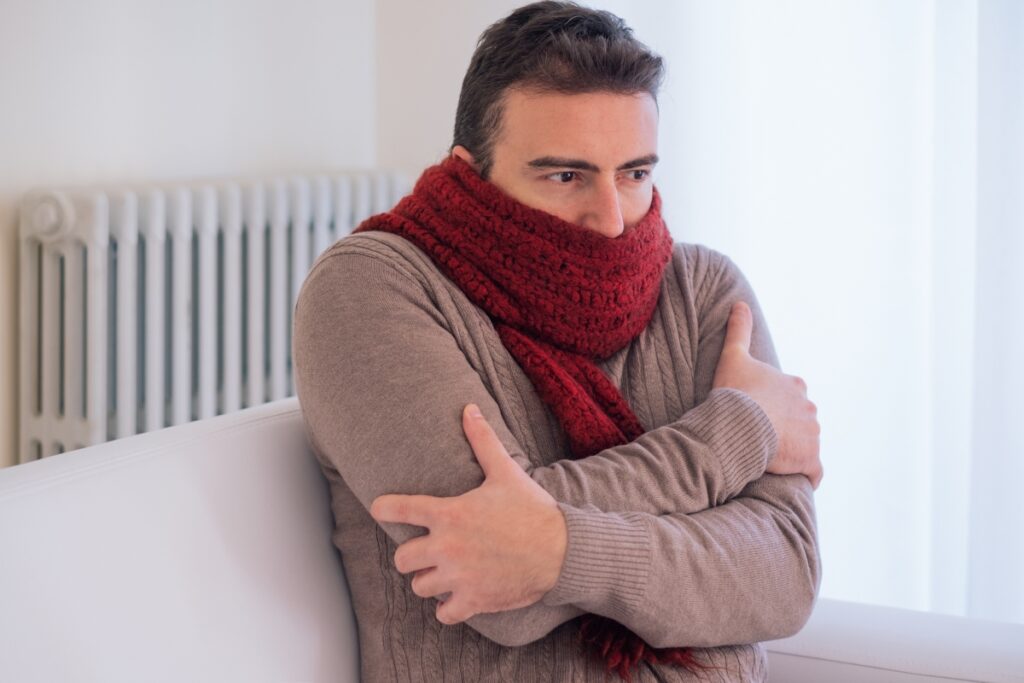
top-left (355, 156), bottom-right (706, 682)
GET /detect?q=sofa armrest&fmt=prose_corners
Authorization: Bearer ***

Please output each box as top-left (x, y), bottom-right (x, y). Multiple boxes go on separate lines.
top-left (0, 398), bottom-right (360, 683)
top-left (766, 597), bottom-right (1024, 682)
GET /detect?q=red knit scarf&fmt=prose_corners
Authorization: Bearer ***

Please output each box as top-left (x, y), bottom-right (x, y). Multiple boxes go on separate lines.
top-left (355, 156), bottom-right (706, 681)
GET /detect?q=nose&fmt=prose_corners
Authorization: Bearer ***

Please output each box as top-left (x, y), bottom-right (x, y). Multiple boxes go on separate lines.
top-left (581, 179), bottom-right (625, 238)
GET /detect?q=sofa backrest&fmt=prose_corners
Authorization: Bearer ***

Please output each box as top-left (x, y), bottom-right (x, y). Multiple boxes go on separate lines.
top-left (0, 398), bottom-right (359, 683)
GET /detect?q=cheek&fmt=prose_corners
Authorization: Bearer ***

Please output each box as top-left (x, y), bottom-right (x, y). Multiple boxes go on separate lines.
top-left (486, 172), bottom-right (576, 221)
top-left (622, 187), bottom-right (655, 226)
top-left (518, 190), bottom-right (584, 225)
top-left (545, 206), bottom-right (585, 227)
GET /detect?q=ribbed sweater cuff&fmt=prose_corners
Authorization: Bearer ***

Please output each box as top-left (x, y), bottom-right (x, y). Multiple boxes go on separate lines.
top-left (685, 387), bottom-right (778, 492)
top-left (540, 502), bottom-right (650, 620)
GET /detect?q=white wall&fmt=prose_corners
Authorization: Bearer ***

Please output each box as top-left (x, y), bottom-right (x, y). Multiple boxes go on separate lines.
top-left (375, 0), bottom-right (523, 177)
top-left (0, 0), bottom-right (377, 468)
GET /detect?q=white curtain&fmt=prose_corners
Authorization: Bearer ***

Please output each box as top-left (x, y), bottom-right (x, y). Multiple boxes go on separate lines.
top-left (595, 0), bottom-right (1024, 624)
top-left (969, 0), bottom-right (1024, 624)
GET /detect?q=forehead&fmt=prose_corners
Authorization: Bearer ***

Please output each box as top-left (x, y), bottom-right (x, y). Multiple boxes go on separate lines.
top-left (494, 88), bottom-right (659, 163)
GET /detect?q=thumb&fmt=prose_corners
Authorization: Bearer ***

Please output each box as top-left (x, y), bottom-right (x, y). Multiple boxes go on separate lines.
top-left (462, 404), bottom-right (514, 479)
top-left (723, 301), bottom-right (753, 354)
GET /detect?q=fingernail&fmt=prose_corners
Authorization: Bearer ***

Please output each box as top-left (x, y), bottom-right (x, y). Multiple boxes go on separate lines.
top-left (467, 404), bottom-right (482, 418)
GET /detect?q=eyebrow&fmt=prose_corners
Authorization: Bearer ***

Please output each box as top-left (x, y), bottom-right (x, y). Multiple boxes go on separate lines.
top-left (526, 154), bottom-right (659, 172)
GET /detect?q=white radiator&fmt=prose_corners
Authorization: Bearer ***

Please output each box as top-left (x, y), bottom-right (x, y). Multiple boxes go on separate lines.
top-left (18, 171), bottom-right (410, 464)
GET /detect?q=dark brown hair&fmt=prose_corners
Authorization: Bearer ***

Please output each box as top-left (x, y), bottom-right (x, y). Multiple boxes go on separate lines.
top-left (452, 1), bottom-right (664, 178)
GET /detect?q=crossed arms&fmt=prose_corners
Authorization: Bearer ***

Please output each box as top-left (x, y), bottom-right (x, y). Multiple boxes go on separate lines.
top-left (292, 236), bottom-right (821, 651)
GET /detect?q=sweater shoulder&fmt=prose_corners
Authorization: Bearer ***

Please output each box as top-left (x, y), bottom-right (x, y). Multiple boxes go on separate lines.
top-left (307, 230), bottom-right (443, 289)
top-left (670, 241), bottom-right (731, 283)
top-left (299, 230), bottom-right (478, 316)
top-left (667, 241), bottom-right (734, 311)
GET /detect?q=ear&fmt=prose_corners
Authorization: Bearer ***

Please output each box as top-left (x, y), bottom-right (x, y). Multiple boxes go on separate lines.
top-left (450, 145), bottom-right (479, 170)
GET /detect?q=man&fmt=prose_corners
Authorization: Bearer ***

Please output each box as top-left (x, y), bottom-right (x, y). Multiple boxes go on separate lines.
top-left (292, 2), bottom-right (822, 681)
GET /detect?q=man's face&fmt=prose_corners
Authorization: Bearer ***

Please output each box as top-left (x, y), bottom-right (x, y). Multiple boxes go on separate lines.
top-left (452, 88), bottom-right (659, 239)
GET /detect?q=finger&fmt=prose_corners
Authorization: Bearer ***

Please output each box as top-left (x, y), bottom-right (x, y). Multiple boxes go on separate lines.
top-left (436, 594), bottom-right (473, 625)
top-left (410, 567), bottom-right (450, 599)
top-left (393, 534), bottom-right (436, 574)
top-left (462, 403), bottom-right (514, 478)
top-left (723, 301), bottom-right (753, 353)
top-left (370, 493), bottom-right (441, 528)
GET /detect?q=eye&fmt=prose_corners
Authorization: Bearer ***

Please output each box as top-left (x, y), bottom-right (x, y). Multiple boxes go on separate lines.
top-left (627, 169), bottom-right (651, 181)
top-left (548, 171), bottom-right (578, 183)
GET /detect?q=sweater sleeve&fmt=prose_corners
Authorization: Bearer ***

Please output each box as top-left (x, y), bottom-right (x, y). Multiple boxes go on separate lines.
top-left (540, 475), bottom-right (820, 648)
top-left (292, 240), bottom-right (776, 648)
top-left (525, 386), bottom-right (775, 514)
top-left (540, 247), bottom-right (822, 647)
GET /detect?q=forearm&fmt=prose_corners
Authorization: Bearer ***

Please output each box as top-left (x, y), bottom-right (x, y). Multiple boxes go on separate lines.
top-left (524, 386), bottom-right (775, 515)
top-left (540, 473), bottom-right (821, 649)
top-left (464, 602), bottom-right (586, 648)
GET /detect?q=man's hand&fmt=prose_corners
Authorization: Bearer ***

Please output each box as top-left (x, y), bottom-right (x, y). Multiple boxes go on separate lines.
top-left (369, 404), bottom-right (568, 625)
top-left (713, 301), bottom-right (823, 489)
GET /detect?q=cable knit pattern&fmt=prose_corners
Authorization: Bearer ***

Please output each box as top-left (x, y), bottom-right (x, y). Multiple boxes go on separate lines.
top-left (293, 216), bottom-right (821, 681)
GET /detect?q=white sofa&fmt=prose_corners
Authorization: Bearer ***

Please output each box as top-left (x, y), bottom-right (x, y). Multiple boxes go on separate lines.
top-left (1, 398), bottom-right (1021, 683)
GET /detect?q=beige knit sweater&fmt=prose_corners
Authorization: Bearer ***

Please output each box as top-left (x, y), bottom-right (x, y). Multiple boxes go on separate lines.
top-left (292, 230), bottom-right (821, 682)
